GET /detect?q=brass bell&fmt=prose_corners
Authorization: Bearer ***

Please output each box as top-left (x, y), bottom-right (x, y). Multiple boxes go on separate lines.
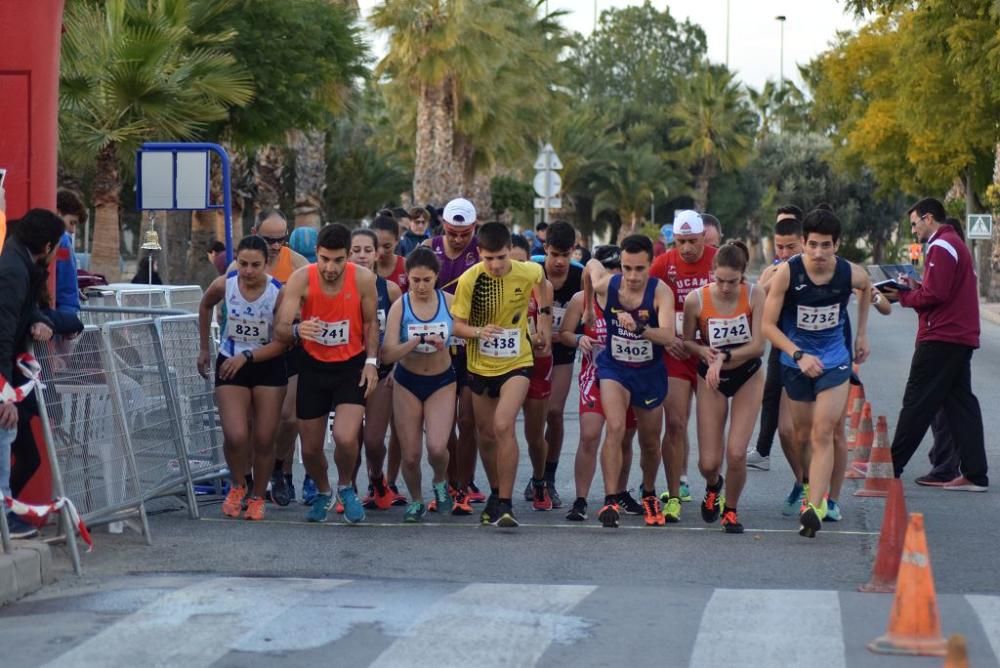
top-left (140, 229), bottom-right (162, 251)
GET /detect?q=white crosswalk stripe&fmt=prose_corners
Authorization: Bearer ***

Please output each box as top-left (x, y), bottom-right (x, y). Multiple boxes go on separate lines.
top-left (966, 595), bottom-right (1000, 663)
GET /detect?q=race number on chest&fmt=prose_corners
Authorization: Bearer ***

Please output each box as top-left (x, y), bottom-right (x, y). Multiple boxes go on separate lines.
top-left (315, 319), bottom-right (350, 346)
top-left (229, 315), bottom-right (268, 344)
top-left (407, 322), bottom-right (449, 354)
top-left (480, 328), bottom-right (521, 358)
top-left (796, 304), bottom-right (839, 332)
top-left (610, 335), bottom-right (653, 363)
top-left (707, 314), bottom-right (751, 348)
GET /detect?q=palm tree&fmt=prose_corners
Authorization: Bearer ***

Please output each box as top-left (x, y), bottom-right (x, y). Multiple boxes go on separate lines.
top-left (669, 65), bottom-right (756, 211)
top-left (60, 0), bottom-right (253, 280)
top-left (592, 145), bottom-right (673, 241)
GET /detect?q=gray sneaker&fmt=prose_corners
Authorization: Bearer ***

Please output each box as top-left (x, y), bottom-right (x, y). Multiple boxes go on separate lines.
top-left (746, 450), bottom-right (770, 471)
top-left (523, 479), bottom-right (535, 502)
top-left (548, 484), bottom-right (562, 509)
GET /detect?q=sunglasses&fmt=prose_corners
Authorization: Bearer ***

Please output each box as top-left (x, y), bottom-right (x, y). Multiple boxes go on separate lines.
top-left (261, 235), bottom-right (287, 245)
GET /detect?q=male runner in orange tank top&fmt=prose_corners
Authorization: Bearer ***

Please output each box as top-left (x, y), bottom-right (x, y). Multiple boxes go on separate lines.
top-left (276, 223), bottom-right (380, 524)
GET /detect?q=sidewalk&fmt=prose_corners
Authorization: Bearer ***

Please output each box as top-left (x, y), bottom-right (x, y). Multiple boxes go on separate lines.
top-left (0, 541), bottom-right (53, 606)
top-left (982, 301), bottom-right (1000, 326)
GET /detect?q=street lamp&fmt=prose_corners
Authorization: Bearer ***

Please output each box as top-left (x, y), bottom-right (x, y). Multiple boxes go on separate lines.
top-left (775, 15), bottom-right (786, 84)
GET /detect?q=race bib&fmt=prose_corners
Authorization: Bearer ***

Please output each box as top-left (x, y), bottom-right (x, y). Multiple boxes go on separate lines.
top-left (797, 304), bottom-right (840, 332)
top-left (407, 322), bottom-right (449, 354)
top-left (707, 314), bottom-right (751, 349)
top-left (610, 335), bottom-right (653, 363)
top-left (448, 336), bottom-right (466, 348)
top-left (552, 306), bottom-right (566, 330)
top-left (314, 319), bottom-right (350, 346)
top-left (229, 316), bottom-right (268, 344)
top-left (480, 328), bottom-right (521, 358)
top-left (377, 309), bottom-right (387, 335)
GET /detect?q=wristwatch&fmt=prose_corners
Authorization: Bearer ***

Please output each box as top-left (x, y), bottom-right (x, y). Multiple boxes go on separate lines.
top-left (539, 306), bottom-right (553, 315)
top-left (723, 349), bottom-right (732, 363)
top-left (242, 350), bottom-right (254, 363)
top-left (292, 323), bottom-right (300, 340)
top-left (792, 350), bottom-right (804, 362)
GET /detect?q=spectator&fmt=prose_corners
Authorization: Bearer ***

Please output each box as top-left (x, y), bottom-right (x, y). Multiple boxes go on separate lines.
top-left (701, 213), bottom-right (722, 248)
top-left (881, 198), bottom-right (988, 491)
top-left (289, 227), bottom-right (317, 263)
top-left (132, 253), bottom-right (162, 285)
top-left (396, 206), bottom-right (432, 256)
top-left (655, 223), bottom-right (673, 257)
top-left (392, 207), bottom-right (412, 233)
top-left (208, 240), bottom-right (227, 275)
top-left (54, 189), bottom-right (85, 314)
top-left (531, 222), bottom-right (548, 255)
top-left (0, 208), bottom-right (61, 538)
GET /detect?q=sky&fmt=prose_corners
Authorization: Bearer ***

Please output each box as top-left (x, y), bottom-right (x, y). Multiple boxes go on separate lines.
top-left (356, 1), bottom-right (865, 91)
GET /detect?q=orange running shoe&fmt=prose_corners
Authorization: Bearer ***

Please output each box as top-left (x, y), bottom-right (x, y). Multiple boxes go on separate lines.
top-left (467, 481), bottom-right (487, 503)
top-left (451, 489), bottom-right (474, 515)
top-left (372, 476), bottom-right (394, 510)
top-left (721, 508), bottom-right (744, 534)
top-left (222, 486), bottom-right (246, 518)
top-left (244, 496), bottom-right (265, 521)
top-left (335, 494), bottom-right (345, 514)
top-left (643, 495), bottom-right (665, 526)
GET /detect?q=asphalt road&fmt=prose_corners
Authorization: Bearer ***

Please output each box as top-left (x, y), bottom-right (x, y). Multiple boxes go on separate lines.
top-left (3, 302), bottom-right (1000, 666)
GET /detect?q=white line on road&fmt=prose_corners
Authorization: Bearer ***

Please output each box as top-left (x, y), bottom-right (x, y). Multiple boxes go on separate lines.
top-left (44, 577), bottom-right (349, 668)
top-left (372, 583), bottom-right (596, 667)
top-left (966, 595), bottom-right (1000, 661)
top-left (689, 589), bottom-right (846, 668)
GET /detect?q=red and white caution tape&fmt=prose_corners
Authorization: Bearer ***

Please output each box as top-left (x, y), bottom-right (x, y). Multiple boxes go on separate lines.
top-left (4, 496), bottom-right (93, 552)
top-left (0, 353), bottom-right (44, 404)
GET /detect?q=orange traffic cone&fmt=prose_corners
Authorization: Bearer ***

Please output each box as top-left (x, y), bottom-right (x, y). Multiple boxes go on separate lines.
top-left (847, 405), bottom-right (875, 479)
top-left (943, 635), bottom-right (969, 668)
top-left (846, 384), bottom-right (865, 449)
top-left (855, 414), bottom-right (892, 497)
top-left (859, 478), bottom-right (907, 592)
top-left (868, 513), bottom-right (947, 656)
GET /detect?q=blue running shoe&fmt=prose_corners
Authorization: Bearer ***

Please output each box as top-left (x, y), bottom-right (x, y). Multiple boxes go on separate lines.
top-left (824, 498), bottom-right (842, 522)
top-left (302, 475), bottom-right (318, 506)
top-left (782, 483), bottom-right (804, 517)
top-left (306, 493), bottom-right (333, 523)
top-left (432, 481), bottom-right (453, 514)
top-left (403, 502), bottom-right (426, 523)
top-left (679, 480), bottom-right (692, 503)
top-left (340, 486), bottom-right (366, 524)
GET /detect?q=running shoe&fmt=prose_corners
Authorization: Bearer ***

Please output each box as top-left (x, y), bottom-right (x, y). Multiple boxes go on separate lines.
top-left (306, 493), bottom-right (333, 523)
top-left (481, 494), bottom-right (499, 525)
top-left (433, 481), bottom-right (454, 514)
top-left (403, 501), bottom-right (426, 523)
top-left (340, 487), bottom-right (366, 524)
top-left (362, 484), bottom-right (377, 509)
top-left (941, 476), bottom-right (988, 492)
top-left (799, 503), bottom-right (822, 538)
top-left (286, 475), bottom-right (296, 503)
top-left (269, 470), bottom-right (291, 507)
top-left (5, 512), bottom-right (39, 539)
top-left (452, 489), bottom-right (474, 515)
top-left (679, 479), bottom-right (692, 503)
top-left (598, 503), bottom-right (620, 528)
top-left (618, 490), bottom-right (644, 515)
top-left (532, 480), bottom-right (553, 511)
top-left (549, 485), bottom-right (562, 509)
top-left (523, 479), bottom-right (535, 502)
top-left (642, 495), bottom-right (665, 526)
top-left (302, 476), bottom-right (318, 506)
top-left (222, 486), bottom-right (246, 518)
top-left (914, 474), bottom-right (952, 487)
top-left (782, 482), bottom-right (804, 517)
top-left (244, 496), bottom-right (265, 521)
top-left (721, 508), bottom-right (744, 534)
top-left (824, 499), bottom-right (842, 522)
top-left (746, 450), bottom-right (770, 471)
top-left (701, 477), bottom-right (724, 523)
top-left (495, 510), bottom-right (520, 528)
top-left (467, 481), bottom-right (487, 503)
top-left (372, 476), bottom-right (395, 510)
top-left (334, 493), bottom-right (345, 514)
top-left (389, 483), bottom-right (409, 506)
top-left (566, 497), bottom-right (588, 521)
top-left (662, 496), bottom-right (682, 523)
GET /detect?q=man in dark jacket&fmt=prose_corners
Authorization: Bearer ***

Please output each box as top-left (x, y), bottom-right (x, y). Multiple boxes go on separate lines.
top-left (0, 209), bottom-right (62, 538)
top-left (881, 198), bottom-right (988, 491)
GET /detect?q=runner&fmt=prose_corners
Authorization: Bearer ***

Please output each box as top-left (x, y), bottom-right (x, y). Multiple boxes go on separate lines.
top-left (348, 229), bottom-right (402, 511)
top-left (381, 247), bottom-right (457, 522)
top-left (510, 235), bottom-right (556, 511)
top-left (239, 209), bottom-right (309, 507)
top-left (372, 212), bottom-right (408, 291)
top-left (558, 245), bottom-right (640, 522)
top-left (274, 223), bottom-right (381, 524)
top-left (584, 235), bottom-right (675, 528)
top-left (426, 198), bottom-right (483, 505)
top-left (650, 210), bottom-right (717, 520)
top-left (683, 242), bottom-right (765, 534)
top-left (762, 208), bottom-right (872, 538)
top-left (451, 222), bottom-right (550, 527)
top-left (520, 221), bottom-right (581, 509)
top-left (198, 236), bottom-right (288, 521)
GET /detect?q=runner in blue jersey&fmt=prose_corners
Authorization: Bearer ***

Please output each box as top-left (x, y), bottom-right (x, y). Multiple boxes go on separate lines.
top-left (762, 208), bottom-right (872, 538)
top-left (583, 234), bottom-right (676, 528)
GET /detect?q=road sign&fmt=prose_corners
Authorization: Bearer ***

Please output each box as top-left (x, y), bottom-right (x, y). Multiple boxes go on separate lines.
top-left (968, 214), bottom-right (993, 240)
top-left (534, 197), bottom-right (561, 210)
top-left (533, 171), bottom-right (561, 199)
top-left (533, 143), bottom-right (562, 170)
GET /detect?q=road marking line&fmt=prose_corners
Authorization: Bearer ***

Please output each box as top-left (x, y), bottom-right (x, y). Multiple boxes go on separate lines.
top-left (44, 577), bottom-right (348, 668)
top-left (372, 583), bottom-right (595, 666)
top-left (199, 516), bottom-right (878, 536)
top-left (690, 589), bottom-right (846, 668)
top-left (966, 595), bottom-right (1000, 662)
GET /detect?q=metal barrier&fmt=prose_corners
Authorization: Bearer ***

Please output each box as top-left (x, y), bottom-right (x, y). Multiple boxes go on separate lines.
top-left (79, 305), bottom-right (188, 327)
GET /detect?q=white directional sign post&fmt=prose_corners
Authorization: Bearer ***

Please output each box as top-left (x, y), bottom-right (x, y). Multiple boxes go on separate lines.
top-left (968, 214), bottom-right (993, 240)
top-left (534, 143), bottom-right (562, 223)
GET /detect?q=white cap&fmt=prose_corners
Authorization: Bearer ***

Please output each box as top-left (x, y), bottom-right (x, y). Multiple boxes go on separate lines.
top-left (673, 210), bottom-right (704, 236)
top-left (443, 198), bottom-right (477, 227)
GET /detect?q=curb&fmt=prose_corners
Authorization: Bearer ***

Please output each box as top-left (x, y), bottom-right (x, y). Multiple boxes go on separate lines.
top-left (0, 540), bottom-right (53, 606)
top-left (981, 306), bottom-right (1000, 327)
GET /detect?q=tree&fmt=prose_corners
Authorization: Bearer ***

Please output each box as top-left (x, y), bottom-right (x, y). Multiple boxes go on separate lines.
top-left (60, 0), bottom-right (253, 280)
top-left (591, 145), bottom-right (673, 241)
top-left (746, 79), bottom-right (811, 138)
top-left (669, 65), bottom-right (756, 211)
